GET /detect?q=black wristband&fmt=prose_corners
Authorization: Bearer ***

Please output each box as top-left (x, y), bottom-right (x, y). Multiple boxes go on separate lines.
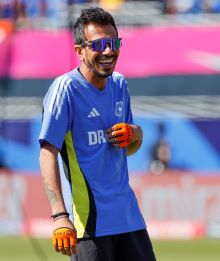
top-left (51, 212), bottom-right (69, 219)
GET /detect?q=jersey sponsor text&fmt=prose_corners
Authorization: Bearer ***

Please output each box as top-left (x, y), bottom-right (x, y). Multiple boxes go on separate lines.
top-left (88, 130), bottom-right (106, 145)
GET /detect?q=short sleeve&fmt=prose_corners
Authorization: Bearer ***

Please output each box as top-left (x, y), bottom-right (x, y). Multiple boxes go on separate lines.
top-left (39, 76), bottom-right (73, 150)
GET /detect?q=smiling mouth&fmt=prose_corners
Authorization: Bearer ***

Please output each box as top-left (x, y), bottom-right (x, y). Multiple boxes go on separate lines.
top-left (97, 57), bottom-right (115, 65)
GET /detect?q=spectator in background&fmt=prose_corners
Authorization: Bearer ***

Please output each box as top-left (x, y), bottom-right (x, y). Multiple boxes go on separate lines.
top-left (164, 0), bottom-right (220, 14)
top-left (99, 0), bottom-right (124, 12)
top-left (39, 0), bottom-right (47, 17)
top-left (14, 0), bottom-right (31, 30)
top-left (0, 1), bottom-right (3, 18)
top-left (0, 0), bottom-right (15, 19)
top-left (149, 122), bottom-right (172, 174)
top-left (201, 0), bottom-right (220, 13)
top-left (164, 0), bottom-right (201, 14)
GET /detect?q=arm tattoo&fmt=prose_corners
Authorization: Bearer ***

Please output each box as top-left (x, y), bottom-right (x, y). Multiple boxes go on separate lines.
top-left (42, 176), bottom-right (57, 207)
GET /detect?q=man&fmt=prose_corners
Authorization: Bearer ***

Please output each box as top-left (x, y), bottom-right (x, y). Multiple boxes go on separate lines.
top-left (39, 7), bottom-right (156, 261)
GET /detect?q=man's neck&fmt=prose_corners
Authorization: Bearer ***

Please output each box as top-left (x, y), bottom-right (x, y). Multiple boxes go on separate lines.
top-left (79, 66), bottom-right (106, 90)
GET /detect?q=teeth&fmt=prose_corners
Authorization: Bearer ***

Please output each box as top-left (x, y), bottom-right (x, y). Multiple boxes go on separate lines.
top-left (98, 58), bottom-right (114, 64)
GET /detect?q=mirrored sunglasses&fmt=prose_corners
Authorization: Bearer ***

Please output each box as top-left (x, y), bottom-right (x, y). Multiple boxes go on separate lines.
top-left (83, 37), bottom-right (122, 52)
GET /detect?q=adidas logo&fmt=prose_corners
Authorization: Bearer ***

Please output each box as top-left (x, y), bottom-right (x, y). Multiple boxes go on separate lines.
top-left (88, 107), bottom-right (100, 118)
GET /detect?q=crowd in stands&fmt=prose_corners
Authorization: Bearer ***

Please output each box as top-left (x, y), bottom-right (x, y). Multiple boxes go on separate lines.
top-left (1, 1), bottom-right (114, 21)
top-left (0, 1), bottom-right (220, 31)
top-left (1, 0), bottom-right (220, 21)
top-left (0, 0), bottom-right (127, 29)
top-left (165, 0), bottom-right (220, 14)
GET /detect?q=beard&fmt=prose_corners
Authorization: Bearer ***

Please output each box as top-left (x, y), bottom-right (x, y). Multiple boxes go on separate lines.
top-left (84, 54), bottom-right (117, 78)
top-left (93, 68), bottom-right (114, 78)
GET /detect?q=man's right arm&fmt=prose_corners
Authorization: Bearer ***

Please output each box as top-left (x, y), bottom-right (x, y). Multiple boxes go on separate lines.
top-left (39, 142), bottom-right (67, 215)
top-left (39, 142), bottom-right (76, 255)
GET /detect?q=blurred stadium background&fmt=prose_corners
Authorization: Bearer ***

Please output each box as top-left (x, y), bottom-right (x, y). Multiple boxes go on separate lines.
top-left (1, 0), bottom-right (220, 260)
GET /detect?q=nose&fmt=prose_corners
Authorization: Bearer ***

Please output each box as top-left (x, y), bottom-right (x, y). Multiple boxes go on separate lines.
top-left (102, 44), bottom-right (113, 54)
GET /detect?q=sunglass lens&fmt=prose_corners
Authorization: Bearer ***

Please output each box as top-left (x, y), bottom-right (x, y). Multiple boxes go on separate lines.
top-left (115, 38), bottom-right (121, 50)
top-left (92, 40), bottom-right (102, 52)
top-left (91, 38), bottom-right (121, 52)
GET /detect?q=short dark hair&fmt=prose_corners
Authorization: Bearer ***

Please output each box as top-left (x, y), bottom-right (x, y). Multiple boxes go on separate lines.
top-left (73, 7), bottom-right (118, 44)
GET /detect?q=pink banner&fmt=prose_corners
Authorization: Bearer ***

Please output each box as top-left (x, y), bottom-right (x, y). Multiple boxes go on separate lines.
top-left (130, 172), bottom-right (220, 238)
top-left (9, 30), bottom-right (79, 78)
top-left (131, 172), bottom-right (220, 222)
top-left (1, 170), bottom-right (220, 238)
top-left (0, 37), bottom-right (11, 76)
top-left (0, 20), bottom-right (14, 77)
top-left (1, 26), bottom-right (220, 78)
top-left (117, 26), bottom-right (220, 77)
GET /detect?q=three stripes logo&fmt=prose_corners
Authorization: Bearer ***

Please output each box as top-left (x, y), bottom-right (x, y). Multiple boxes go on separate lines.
top-left (88, 107), bottom-right (100, 118)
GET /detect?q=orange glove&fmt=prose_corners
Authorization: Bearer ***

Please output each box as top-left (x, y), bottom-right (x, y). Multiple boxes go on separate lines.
top-left (106, 123), bottom-right (133, 148)
top-left (52, 227), bottom-right (77, 256)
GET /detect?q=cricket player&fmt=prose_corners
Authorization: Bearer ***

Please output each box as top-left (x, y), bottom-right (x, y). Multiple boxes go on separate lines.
top-left (39, 7), bottom-right (156, 261)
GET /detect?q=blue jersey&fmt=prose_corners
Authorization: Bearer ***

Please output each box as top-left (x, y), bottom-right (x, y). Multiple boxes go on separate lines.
top-left (39, 68), bottom-right (146, 238)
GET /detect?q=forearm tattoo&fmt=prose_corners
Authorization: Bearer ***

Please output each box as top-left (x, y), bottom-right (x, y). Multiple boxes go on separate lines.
top-left (42, 176), bottom-right (57, 207)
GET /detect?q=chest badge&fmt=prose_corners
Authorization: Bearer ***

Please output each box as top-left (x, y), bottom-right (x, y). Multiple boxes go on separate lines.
top-left (115, 101), bottom-right (123, 117)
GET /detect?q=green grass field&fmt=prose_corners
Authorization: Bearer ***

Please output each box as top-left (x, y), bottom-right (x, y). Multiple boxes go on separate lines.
top-left (0, 236), bottom-right (219, 261)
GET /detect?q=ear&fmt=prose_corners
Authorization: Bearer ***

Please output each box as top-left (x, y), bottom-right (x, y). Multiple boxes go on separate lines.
top-left (74, 45), bottom-right (84, 61)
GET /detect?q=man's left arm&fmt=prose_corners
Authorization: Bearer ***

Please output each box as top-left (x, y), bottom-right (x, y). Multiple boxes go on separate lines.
top-left (126, 124), bottom-right (143, 156)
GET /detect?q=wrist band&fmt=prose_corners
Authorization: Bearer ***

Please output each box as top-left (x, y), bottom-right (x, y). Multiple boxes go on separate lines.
top-left (53, 215), bottom-right (69, 221)
top-left (51, 212), bottom-right (69, 219)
